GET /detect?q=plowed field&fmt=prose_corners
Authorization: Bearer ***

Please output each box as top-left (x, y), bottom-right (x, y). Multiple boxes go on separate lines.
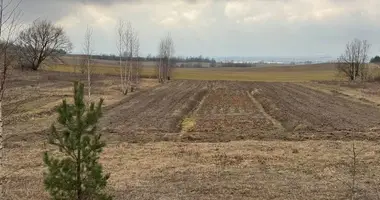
top-left (98, 80), bottom-right (380, 142)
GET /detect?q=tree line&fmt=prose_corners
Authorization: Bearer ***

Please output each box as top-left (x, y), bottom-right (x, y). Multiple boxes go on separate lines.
top-left (85, 54), bottom-right (217, 64)
top-left (370, 56), bottom-right (380, 63)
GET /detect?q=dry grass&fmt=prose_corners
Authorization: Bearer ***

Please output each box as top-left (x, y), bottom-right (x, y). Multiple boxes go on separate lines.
top-left (3, 140), bottom-right (380, 200)
top-left (2, 70), bottom-right (159, 142)
top-left (181, 117), bottom-right (196, 132)
top-left (304, 81), bottom-right (380, 106)
top-left (171, 66), bottom-right (338, 82)
top-left (45, 64), bottom-right (156, 78)
top-left (45, 63), bottom-right (339, 82)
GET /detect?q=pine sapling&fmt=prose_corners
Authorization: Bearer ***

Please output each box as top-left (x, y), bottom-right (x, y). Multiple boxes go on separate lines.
top-left (43, 81), bottom-right (111, 200)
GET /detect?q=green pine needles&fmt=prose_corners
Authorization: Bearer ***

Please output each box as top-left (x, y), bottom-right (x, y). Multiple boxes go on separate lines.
top-left (43, 82), bottom-right (112, 200)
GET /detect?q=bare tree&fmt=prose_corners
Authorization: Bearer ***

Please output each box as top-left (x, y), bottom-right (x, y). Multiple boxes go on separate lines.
top-left (125, 22), bottom-right (133, 92)
top-left (83, 26), bottom-right (93, 101)
top-left (116, 20), bottom-right (127, 94)
top-left (17, 19), bottom-right (72, 70)
top-left (117, 21), bottom-right (140, 94)
top-left (134, 35), bottom-right (140, 87)
top-left (0, 0), bottom-right (22, 195)
top-left (337, 39), bottom-right (370, 81)
top-left (158, 33), bottom-right (174, 83)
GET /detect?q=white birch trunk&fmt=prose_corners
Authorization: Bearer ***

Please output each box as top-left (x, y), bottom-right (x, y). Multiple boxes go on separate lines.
top-left (119, 57), bottom-right (124, 93)
top-left (87, 57), bottom-right (91, 101)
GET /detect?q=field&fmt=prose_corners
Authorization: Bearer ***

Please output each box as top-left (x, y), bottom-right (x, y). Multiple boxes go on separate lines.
top-left (45, 62), bottom-right (340, 82)
top-left (3, 66), bottom-right (380, 199)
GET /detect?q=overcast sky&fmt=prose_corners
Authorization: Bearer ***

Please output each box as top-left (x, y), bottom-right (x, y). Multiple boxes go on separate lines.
top-left (15, 0), bottom-right (380, 57)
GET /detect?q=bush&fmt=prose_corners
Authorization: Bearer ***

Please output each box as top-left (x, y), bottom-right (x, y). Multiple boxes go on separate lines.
top-left (43, 81), bottom-right (111, 200)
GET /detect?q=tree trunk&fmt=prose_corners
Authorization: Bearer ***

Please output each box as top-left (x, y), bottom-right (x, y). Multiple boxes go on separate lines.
top-left (87, 58), bottom-right (91, 101)
top-left (159, 58), bottom-right (162, 83)
top-left (119, 57), bottom-right (124, 94)
top-left (76, 144), bottom-right (82, 200)
top-left (0, 100), bottom-right (3, 196)
top-left (32, 64), bottom-right (39, 71)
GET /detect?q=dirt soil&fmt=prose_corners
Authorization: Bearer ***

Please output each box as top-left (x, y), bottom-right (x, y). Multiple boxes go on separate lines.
top-left (99, 80), bottom-right (380, 142)
top-left (251, 82), bottom-right (380, 132)
top-left (180, 81), bottom-right (380, 142)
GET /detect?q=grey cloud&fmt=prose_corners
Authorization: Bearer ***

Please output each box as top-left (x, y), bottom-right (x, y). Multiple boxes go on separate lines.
top-left (18, 0), bottom-right (75, 23)
top-left (7, 0), bottom-right (380, 57)
top-left (17, 0), bottom-right (138, 23)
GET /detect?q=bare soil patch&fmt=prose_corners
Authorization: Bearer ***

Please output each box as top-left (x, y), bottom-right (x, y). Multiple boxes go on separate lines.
top-left (251, 82), bottom-right (380, 134)
top-left (100, 80), bottom-right (208, 142)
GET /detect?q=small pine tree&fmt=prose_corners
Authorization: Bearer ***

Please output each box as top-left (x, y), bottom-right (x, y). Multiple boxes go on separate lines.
top-left (43, 81), bottom-right (111, 200)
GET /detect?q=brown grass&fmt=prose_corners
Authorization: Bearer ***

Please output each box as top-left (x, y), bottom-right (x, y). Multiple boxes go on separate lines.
top-left (45, 63), bottom-right (339, 82)
top-left (3, 140), bottom-right (380, 199)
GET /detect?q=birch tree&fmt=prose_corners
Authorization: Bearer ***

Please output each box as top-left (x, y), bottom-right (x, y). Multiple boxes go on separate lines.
top-left (133, 35), bottom-right (140, 87)
top-left (158, 33), bottom-right (174, 83)
top-left (83, 26), bottom-right (93, 101)
top-left (116, 20), bottom-right (127, 94)
top-left (124, 22), bottom-right (133, 92)
top-left (0, 0), bottom-right (22, 195)
top-left (117, 21), bottom-right (140, 94)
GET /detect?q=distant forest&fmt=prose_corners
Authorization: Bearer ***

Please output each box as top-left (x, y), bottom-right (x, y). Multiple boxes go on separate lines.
top-left (70, 53), bottom-right (217, 63)
top-left (370, 56), bottom-right (380, 63)
top-left (66, 53), bottom-right (257, 68)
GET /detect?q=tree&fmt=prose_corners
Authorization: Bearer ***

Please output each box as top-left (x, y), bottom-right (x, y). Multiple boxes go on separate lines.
top-left (43, 82), bottom-right (111, 200)
top-left (337, 39), bottom-right (370, 81)
top-left (370, 56), bottom-right (380, 63)
top-left (17, 19), bottom-right (72, 70)
top-left (116, 20), bottom-right (140, 94)
top-left (83, 26), bottom-right (93, 101)
top-left (124, 22), bottom-right (139, 92)
top-left (0, 0), bottom-right (22, 195)
top-left (157, 33), bottom-right (174, 83)
top-left (210, 59), bottom-right (217, 67)
top-left (116, 20), bottom-right (127, 94)
top-left (133, 33), bottom-right (141, 88)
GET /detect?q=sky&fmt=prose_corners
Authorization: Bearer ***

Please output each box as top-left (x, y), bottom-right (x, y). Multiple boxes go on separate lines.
top-left (13, 0), bottom-right (380, 58)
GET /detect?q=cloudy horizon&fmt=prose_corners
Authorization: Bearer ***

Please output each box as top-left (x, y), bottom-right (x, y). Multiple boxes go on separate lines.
top-left (14, 0), bottom-right (380, 58)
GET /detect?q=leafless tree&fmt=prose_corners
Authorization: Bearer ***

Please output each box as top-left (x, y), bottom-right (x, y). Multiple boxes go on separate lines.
top-left (337, 39), bottom-right (370, 81)
top-left (158, 33), bottom-right (174, 83)
top-left (116, 20), bottom-right (127, 94)
top-left (83, 26), bottom-right (93, 101)
top-left (134, 35), bottom-right (140, 86)
top-left (116, 21), bottom-right (140, 94)
top-left (0, 0), bottom-right (22, 195)
top-left (16, 19), bottom-right (72, 70)
top-left (125, 22), bottom-right (134, 92)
